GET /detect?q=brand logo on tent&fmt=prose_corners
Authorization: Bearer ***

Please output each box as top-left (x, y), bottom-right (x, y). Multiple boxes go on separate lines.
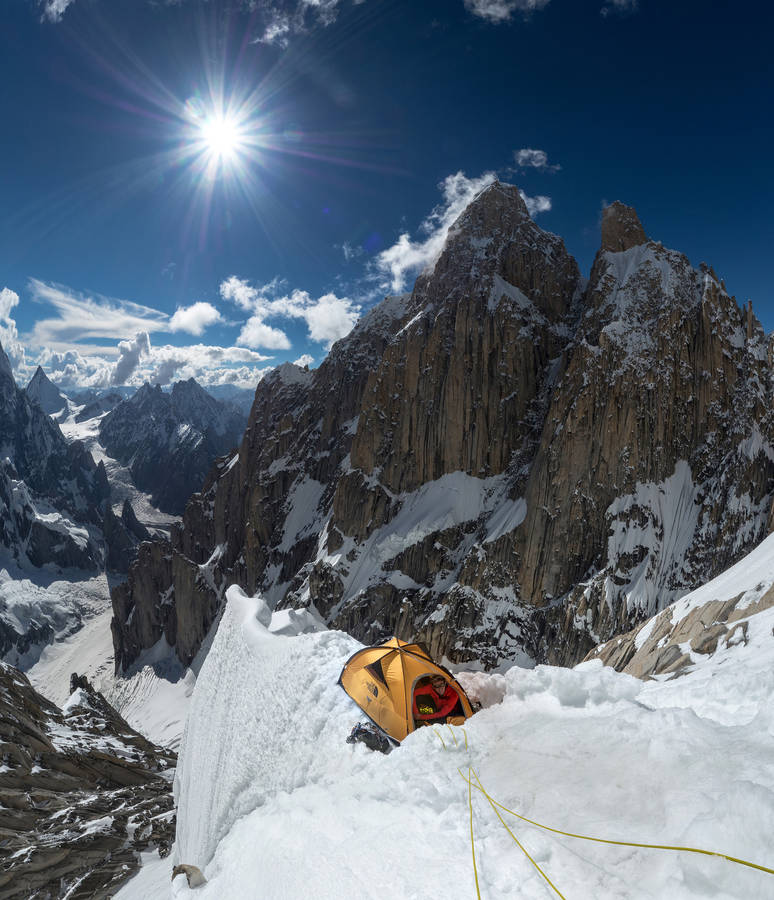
top-left (366, 682), bottom-right (379, 698)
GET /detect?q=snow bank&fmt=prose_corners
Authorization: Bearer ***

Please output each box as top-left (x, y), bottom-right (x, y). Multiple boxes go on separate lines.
top-left (170, 583), bottom-right (774, 899)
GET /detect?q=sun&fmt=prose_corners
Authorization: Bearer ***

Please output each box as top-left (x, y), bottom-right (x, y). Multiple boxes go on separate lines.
top-left (199, 113), bottom-right (243, 162)
top-left (182, 95), bottom-right (256, 178)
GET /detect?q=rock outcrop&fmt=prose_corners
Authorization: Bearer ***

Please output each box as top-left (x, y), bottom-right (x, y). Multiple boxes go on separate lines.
top-left (585, 558), bottom-right (774, 679)
top-left (0, 664), bottom-right (175, 899)
top-left (110, 182), bottom-right (774, 672)
top-left (104, 498), bottom-right (153, 574)
top-left (99, 378), bottom-right (247, 515)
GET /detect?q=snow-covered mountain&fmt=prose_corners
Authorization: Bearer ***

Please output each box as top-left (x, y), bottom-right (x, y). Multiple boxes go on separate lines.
top-left (98, 379), bottom-right (247, 515)
top-left (111, 183), bottom-right (774, 677)
top-left (25, 365), bottom-right (69, 416)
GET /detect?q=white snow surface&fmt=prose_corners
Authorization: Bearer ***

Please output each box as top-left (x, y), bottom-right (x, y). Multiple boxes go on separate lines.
top-left (160, 578), bottom-right (774, 900)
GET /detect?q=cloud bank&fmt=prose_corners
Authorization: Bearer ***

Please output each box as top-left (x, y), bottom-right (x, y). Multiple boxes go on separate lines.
top-left (221, 277), bottom-right (360, 350)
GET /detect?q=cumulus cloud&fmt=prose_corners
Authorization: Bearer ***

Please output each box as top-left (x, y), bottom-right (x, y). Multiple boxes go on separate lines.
top-left (147, 343), bottom-right (271, 387)
top-left (294, 353), bottom-right (315, 368)
top-left (519, 190), bottom-right (552, 216)
top-left (463, 0), bottom-right (551, 23)
top-left (111, 332), bottom-right (151, 386)
top-left (220, 276), bottom-right (261, 311)
top-left (0, 287), bottom-right (26, 372)
top-left (169, 302), bottom-right (222, 336)
top-left (303, 293), bottom-right (360, 348)
top-left (34, 335), bottom-right (271, 392)
top-left (514, 148), bottom-right (561, 171)
top-left (238, 317), bottom-right (292, 350)
top-left (222, 277), bottom-right (360, 350)
top-left (375, 171), bottom-right (497, 293)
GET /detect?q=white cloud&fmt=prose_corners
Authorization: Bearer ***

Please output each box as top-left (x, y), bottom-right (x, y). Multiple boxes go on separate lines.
top-left (28, 279), bottom-right (169, 348)
top-left (303, 293), bottom-right (360, 349)
top-left (255, 0), bottom-right (348, 46)
top-left (375, 171), bottom-right (497, 293)
top-left (464, 0), bottom-right (551, 23)
top-left (35, 339), bottom-right (271, 392)
top-left (514, 148), bottom-right (561, 171)
top-left (169, 302), bottom-right (222, 336)
top-left (220, 276), bottom-right (259, 311)
top-left (112, 332), bottom-right (151, 386)
top-left (147, 343), bottom-right (272, 387)
top-left (0, 287), bottom-right (19, 322)
top-left (294, 354), bottom-right (315, 368)
top-left (223, 277), bottom-right (360, 350)
top-left (39, 0), bottom-right (76, 22)
top-left (519, 191), bottom-right (552, 216)
top-left (0, 287), bottom-right (25, 372)
top-left (238, 316), bottom-right (292, 350)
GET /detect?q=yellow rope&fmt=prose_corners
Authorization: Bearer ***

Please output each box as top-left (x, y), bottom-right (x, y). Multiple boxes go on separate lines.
top-left (447, 724), bottom-right (459, 746)
top-left (459, 769), bottom-right (566, 899)
top-left (433, 727), bottom-right (447, 749)
top-left (462, 727), bottom-right (468, 751)
top-left (465, 768), bottom-right (482, 900)
top-left (467, 772), bottom-right (774, 878)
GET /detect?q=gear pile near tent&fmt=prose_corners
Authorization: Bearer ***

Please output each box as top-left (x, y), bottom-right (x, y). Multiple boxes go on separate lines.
top-left (338, 637), bottom-right (474, 742)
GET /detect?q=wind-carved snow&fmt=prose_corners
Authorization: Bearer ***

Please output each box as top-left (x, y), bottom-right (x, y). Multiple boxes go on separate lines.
top-left (487, 272), bottom-right (534, 313)
top-left (321, 472), bottom-right (526, 599)
top-left (605, 461), bottom-right (699, 617)
top-left (165, 574), bottom-right (774, 900)
top-left (279, 477), bottom-right (326, 552)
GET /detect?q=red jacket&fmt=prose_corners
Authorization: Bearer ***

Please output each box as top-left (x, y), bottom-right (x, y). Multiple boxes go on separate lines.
top-left (412, 682), bottom-right (461, 721)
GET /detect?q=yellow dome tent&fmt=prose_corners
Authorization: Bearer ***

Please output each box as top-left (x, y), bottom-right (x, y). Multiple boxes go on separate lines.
top-left (338, 637), bottom-right (474, 742)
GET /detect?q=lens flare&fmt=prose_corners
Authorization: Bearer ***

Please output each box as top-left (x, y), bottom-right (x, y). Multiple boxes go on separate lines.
top-left (200, 113), bottom-right (243, 161)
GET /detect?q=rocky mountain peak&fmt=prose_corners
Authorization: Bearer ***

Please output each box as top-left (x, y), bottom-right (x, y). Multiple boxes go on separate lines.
top-left (600, 200), bottom-right (649, 252)
top-left (26, 365), bottom-right (68, 415)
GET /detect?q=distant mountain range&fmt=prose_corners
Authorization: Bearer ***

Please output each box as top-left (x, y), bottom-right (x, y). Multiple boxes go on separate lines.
top-left (98, 379), bottom-right (247, 515)
top-left (0, 362), bottom-right (251, 665)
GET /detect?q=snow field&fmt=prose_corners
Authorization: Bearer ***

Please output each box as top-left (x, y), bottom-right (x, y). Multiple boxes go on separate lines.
top-left (170, 585), bottom-right (774, 900)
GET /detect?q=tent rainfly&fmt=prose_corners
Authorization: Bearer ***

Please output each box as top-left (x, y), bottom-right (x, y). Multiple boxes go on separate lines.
top-left (338, 637), bottom-right (474, 742)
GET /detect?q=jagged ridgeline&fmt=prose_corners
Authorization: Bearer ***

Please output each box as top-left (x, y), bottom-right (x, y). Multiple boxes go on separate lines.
top-left (112, 182), bottom-right (774, 672)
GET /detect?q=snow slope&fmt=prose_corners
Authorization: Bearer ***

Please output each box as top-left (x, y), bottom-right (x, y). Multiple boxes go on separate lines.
top-left (162, 580), bottom-right (774, 900)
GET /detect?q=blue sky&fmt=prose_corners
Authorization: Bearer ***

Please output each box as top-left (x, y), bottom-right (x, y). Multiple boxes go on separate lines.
top-left (1, 0), bottom-right (772, 390)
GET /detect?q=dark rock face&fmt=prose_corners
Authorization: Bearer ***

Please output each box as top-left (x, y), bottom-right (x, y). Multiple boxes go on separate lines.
top-left (0, 664), bottom-right (175, 900)
top-left (110, 184), bottom-right (774, 672)
top-left (98, 379), bottom-right (247, 515)
top-left (103, 499), bottom-right (152, 574)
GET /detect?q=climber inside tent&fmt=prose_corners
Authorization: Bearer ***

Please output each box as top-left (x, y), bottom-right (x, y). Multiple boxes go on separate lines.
top-left (338, 637), bottom-right (474, 743)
